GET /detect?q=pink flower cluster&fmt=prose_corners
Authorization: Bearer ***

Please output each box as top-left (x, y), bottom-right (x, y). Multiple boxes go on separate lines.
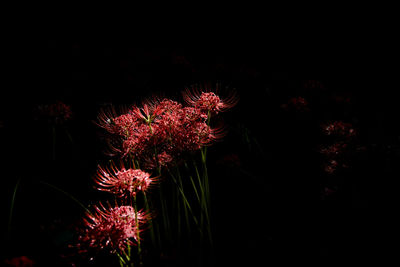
top-left (37, 101), bottom-right (72, 124)
top-left (322, 121), bottom-right (355, 138)
top-left (282, 96), bottom-right (309, 112)
top-left (303, 79), bottom-right (325, 90)
top-left (95, 163), bottom-right (155, 198)
top-left (320, 121), bottom-right (356, 174)
top-left (78, 89), bottom-right (237, 257)
top-left (78, 204), bottom-right (149, 253)
top-left (98, 90), bottom-right (237, 169)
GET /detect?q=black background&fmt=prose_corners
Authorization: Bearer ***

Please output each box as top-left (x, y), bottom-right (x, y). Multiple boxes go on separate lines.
top-left (1, 35), bottom-right (398, 266)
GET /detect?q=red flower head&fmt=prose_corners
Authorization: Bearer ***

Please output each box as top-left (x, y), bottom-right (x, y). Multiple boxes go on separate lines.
top-left (319, 143), bottom-right (348, 157)
top-left (36, 101), bottom-right (73, 124)
top-left (94, 162), bottom-right (156, 198)
top-left (96, 105), bottom-right (135, 136)
top-left (303, 79), bottom-right (325, 90)
top-left (323, 159), bottom-right (338, 174)
top-left (78, 203), bottom-right (149, 253)
top-left (322, 121), bottom-right (356, 138)
top-left (284, 96), bottom-right (310, 112)
top-left (4, 256), bottom-right (35, 267)
top-left (182, 84), bottom-right (238, 115)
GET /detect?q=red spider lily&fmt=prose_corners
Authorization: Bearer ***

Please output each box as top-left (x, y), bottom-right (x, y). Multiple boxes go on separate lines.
top-left (156, 151), bottom-right (173, 166)
top-left (4, 256), bottom-right (35, 267)
top-left (112, 113), bottom-right (138, 137)
top-left (98, 94), bottom-right (229, 168)
top-left (167, 107), bottom-right (226, 152)
top-left (303, 79), bottom-right (325, 90)
top-left (182, 85), bottom-right (238, 115)
top-left (78, 203), bottom-right (149, 253)
top-left (36, 101), bottom-right (73, 124)
top-left (94, 162), bottom-right (156, 198)
top-left (96, 105), bottom-right (134, 134)
top-left (323, 159), bottom-right (339, 174)
top-left (126, 103), bottom-right (220, 159)
top-left (217, 153), bottom-right (241, 167)
top-left (287, 96), bottom-right (309, 111)
top-left (133, 104), bottom-right (153, 123)
top-left (322, 121), bottom-right (356, 138)
top-left (319, 143), bottom-right (348, 157)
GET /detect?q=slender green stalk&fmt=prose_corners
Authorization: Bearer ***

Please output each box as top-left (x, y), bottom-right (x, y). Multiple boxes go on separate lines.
top-left (167, 169), bottom-right (203, 235)
top-left (52, 126), bottom-right (56, 160)
top-left (8, 178), bottom-right (21, 234)
top-left (175, 164), bottom-right (191, 236)
top-left (64, 127), bottom-right (74, 145)
top-left (143, 192), bottom-right (156, 246)
top-left (149, 119), bottom-right (171, 245)
top-left (39, 180), bottom-right (90, 213)
top-left (184, 162), bottom-right (200, 203)
top-left (120, 247), bottom-right (132, 267)
top-left (116, 251), bottom-right (127, 266)
top-left (134, 194), bottom-right (142, 266)
top-left (176, 184), bottom-right (181, 240)
top-left (199, 147), bottom-right (212, 245)
top-left (191, 160), bottom-right (202, 236)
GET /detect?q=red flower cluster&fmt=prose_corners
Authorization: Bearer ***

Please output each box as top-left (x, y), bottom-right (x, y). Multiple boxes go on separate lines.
top-left (282, 96), bottom-right (309, 112)
top-left (98, 91), bottom-right (237, 169)
top-left (37, 101), bottom-right (72, 124)
top-left (320, 121), bottom-right (356, 174)
top-left (78, 89), bottom-right (237, 258)
top-left (303, 79), bottom-right (325, 90)
top-left (322, 121), bottom-right (355, 138)
top-left (78, 204), bottom-right (149, 253)
top-left (95, 162), bottom-right (155, 198)
top-left (183, 87), bottom-right (238, 115)
top-left (320, 143), bottom-right (348, 157)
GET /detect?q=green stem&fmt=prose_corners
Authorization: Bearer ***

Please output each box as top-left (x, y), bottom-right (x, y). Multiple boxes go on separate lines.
top-left (167, 168), bottom-right (203, 236)
top-left (52, 126), bottom-right (56, 160)
top-left (134, 194), bottom-right (142, 266)
top-left (143, 192), bottom-right (156, 246)
top-left (116, 251), bottom-right (127, 266)
top-left (199, 147), bottom-right (212, 245)
top-left (121, 247), bottom-right (132, 267)
top-left (192, 160), bottom-right (208, 219)
top-left (175, 164), bottom-right (191, 236)
top-left (184, 162), bottom-right (200, 203)
top-left (8, 178), bottom-right (21, 235)
top-left (39, 180), bottom-right (90, 214)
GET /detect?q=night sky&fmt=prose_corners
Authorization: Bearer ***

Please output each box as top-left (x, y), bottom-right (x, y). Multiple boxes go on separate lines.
top-left (1, 39), bottom-right (398, 266)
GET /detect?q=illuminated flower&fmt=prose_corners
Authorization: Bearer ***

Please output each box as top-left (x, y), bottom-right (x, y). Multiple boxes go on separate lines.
top-left (96, 106), bottom-right (134, 135)
top-left (94, 162), bottom-right (155, 197)
top-left (97, 94), bottom-right (231, 168)
top-left (78, 204), bottom-right (149, 253)
top-left (182, 86), bottom-right (238, 115)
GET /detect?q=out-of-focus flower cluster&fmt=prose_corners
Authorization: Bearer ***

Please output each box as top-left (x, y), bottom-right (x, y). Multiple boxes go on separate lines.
top-left (4, 255), bottom-right (35, 267)
top-left (281, 96), bottom-right (309, 112)
top-left (320, 121), bottom-right (356, 174)
top-left (322, 121), bottom-right (356, 138)
top-left (35, 101), bottom-right (73, 124)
